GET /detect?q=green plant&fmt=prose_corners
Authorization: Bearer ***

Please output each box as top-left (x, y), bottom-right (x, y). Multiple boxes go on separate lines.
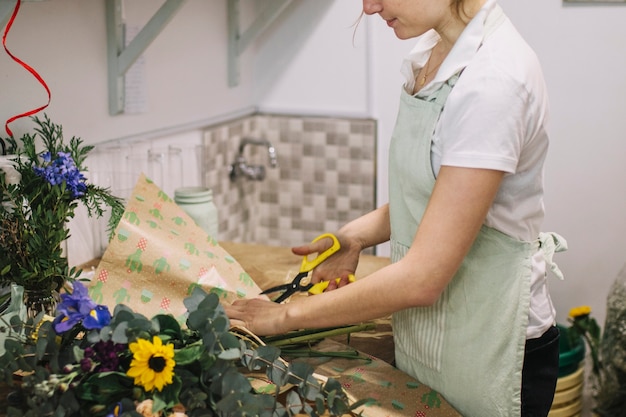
top-left (0, 282), bottom-right (365, 416)
top-left (567, 305), bottom-right (601, 376)
top-left (0, 115), bottom-right (124, 293)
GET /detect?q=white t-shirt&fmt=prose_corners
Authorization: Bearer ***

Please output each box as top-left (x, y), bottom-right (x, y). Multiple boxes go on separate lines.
top-left (400, 0), bottom-right (555, 339)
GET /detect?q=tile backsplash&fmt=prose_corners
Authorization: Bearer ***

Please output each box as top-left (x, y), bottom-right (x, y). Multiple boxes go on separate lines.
top-left (203, 114), bottom-right (377, 251)
top-left (69, 113), bottom-right (377, 266)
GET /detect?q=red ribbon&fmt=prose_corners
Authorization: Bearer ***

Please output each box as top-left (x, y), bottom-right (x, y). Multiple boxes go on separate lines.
top-left (3, 0), bottom-right (51, 138)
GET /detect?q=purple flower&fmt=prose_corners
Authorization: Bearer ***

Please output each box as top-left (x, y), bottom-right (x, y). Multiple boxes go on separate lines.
top-left (33, 151), bottom-right (87, 199)
top-left (52, 281), bottom-right (111, 333)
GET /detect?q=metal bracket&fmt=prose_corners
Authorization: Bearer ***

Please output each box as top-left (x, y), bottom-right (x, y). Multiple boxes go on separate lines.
top-left (227, 0), bottom-right (293, 87)
top-left (106, 0), bottom-right (186, 115)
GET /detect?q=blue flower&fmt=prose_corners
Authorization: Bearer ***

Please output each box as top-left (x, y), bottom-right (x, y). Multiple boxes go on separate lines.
top-left (83, 305), bottom-right (112, 330)
top-left (33, 151), bottom-right (87, 199)
top-left (105, 402), bottom-right (122, 417)
top-left (52, 281), bottom-right (111, 333)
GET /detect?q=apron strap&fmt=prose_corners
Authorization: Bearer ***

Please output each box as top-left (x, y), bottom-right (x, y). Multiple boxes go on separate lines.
top-left (538, 232), bottom-right (568, 280)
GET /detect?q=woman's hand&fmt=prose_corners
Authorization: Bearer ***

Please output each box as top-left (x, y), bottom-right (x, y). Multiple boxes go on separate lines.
top-left (223, 298), bottom-right (289, 336)
top-left (291, 233), bottom-right (361, 291)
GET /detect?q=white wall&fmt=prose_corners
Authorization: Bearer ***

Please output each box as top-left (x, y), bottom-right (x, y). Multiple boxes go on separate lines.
top-left (1, 0), bottom-right (257, 144)
top-left (2, 0), bottom-right (625, 328)
top-left (498, 0), bottom-right (626, 327)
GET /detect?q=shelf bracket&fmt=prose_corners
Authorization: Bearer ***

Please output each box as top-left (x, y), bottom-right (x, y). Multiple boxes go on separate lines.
top-left (106, 0), bottom-right (187, 115)
top-left (228, 0), bottom-right (293, 87)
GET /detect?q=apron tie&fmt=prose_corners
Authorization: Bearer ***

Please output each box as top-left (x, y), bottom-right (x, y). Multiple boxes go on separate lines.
top-left (539, 232), bottom-right (568, 280)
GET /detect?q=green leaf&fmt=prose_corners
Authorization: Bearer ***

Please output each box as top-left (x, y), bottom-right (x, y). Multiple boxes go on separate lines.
top-left (287, 362), bottom-right (314, 386)
top-left (218, 347), bottom-right (241, 361)
top-left (286, 391), bottom-right (303, 415)
top-left (301, 374), bottom-right (321, 401)
top-left (152, 375), bottom-right (182, 412)
top-left (187, 309), bottom-right (211, 331)
top-left (197, 292), bottom-right (220, 312)
top-left (153, 314), bottom-right (183, 340)
top-left (267, 358), bottom-right (289, 387)
top-left (174, 344), bottom-right (204, 365)
top-left (75, 372), bottom-right (134, 404)
top-left (183, 286), bottom-right (208, 313)
top-left (111, 321), bottom-right (129, 344)
top-left (219, 368), bottom-right (252, 397)
top-left (212, 315), bottom-right (229, 333)
top-left (219, 331), bottom-right (240, 350)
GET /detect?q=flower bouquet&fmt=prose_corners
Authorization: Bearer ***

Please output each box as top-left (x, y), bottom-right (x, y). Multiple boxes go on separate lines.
top-left (0, 281), bottom-right (364, 417)
top-left (0, 115), bottom-right (124, 312)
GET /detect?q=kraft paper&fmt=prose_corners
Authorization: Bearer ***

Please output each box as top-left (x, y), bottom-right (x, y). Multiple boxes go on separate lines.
top-left (88, 174), bottom-right (265, 320)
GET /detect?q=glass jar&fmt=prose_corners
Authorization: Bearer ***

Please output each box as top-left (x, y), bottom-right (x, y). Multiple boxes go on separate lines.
top-left (174, 187), bottom-right (218, 239)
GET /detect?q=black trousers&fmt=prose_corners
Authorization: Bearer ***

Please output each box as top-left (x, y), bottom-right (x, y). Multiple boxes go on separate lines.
top-left (521, 325), bottom-right (560, 417)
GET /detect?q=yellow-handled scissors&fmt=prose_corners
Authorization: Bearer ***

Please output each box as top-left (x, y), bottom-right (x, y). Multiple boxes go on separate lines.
top-left (260, 233), bottom-right (354, 303)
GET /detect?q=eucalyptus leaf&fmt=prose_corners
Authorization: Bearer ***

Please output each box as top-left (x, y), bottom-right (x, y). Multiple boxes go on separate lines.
top-left (202, 329), bottom-right (218, 352)
top-left (183, 286), bottom-right (208, 312)
top-left (301, 374), bottom-right (322, 401)
top-left (111, 306), bottom-right (135, 323)
top-left (218, 347), bottom-right (241, 360)
top-left (220, 368), bottom-right (252, 397)
top-left (286, 390), bottom-right (303, 415)
top-left (287, 362), bottom-right (315, 386)
top-left (212, 315), bottom-right (229, 333)
top-left (197, 292), bottom-right (220, 313)
top-left (111, 321), bottom-right (129, 344)
top-left (267, 358), bottom-right (290, 387)
top-left (219, 331), bottom-right (240, 350)
top-left (188, 308), bottom-right (211, 331)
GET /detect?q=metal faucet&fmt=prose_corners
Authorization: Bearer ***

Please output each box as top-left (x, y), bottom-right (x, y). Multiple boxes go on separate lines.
top-left (229, 137), bottom-right (278, 181)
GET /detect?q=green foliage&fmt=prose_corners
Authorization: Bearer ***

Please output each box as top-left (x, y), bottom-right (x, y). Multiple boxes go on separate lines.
top-left (0, 288), bottom-right (361, 416)
top-left (0, 115), bottom-right (124, 292)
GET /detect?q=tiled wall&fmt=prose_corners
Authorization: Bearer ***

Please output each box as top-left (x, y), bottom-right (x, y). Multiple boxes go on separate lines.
top-left (202, 114), bottom-right (377, 252)
top-left (73, 113), bottom-right (377, 265)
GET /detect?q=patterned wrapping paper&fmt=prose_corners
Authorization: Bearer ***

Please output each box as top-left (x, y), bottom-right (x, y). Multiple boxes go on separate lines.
top-left (88, 174), bottom-right (266, 320)
top-left (298, 339), bottom-right (461, 417)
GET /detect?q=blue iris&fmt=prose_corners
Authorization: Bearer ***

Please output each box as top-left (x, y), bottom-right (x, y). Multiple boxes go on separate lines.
top-left (105, 402), bottom-right (122, 417)
top-left (52, 281), bottom-right (111, 333)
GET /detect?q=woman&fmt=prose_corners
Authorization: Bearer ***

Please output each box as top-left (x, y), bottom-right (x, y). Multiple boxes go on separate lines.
top-left (225, 1), bottom-right (566, 415)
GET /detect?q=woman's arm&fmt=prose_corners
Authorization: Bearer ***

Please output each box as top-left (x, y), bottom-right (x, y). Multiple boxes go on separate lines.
top-left (225, 166), bottom-right (504, 335)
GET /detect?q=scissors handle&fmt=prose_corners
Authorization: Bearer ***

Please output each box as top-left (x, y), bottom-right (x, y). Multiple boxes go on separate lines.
top-left (299, 233), bottom-right (340, 273)
top-left (308, 274), bottom-right (355, 295)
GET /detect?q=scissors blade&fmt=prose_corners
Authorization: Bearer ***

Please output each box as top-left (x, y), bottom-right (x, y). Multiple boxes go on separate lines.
top-left (263, 272), bottom-right (312, 303)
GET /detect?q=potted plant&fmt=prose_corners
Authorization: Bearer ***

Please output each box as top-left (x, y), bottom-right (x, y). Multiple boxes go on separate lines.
top-left (0, 114), bottom-right (124, 316)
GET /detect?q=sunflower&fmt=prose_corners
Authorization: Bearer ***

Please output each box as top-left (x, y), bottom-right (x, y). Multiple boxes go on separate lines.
top-left (569, 305), bottom-right (592, 320)
top-left (127, 336), bottom-right (175, 392)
